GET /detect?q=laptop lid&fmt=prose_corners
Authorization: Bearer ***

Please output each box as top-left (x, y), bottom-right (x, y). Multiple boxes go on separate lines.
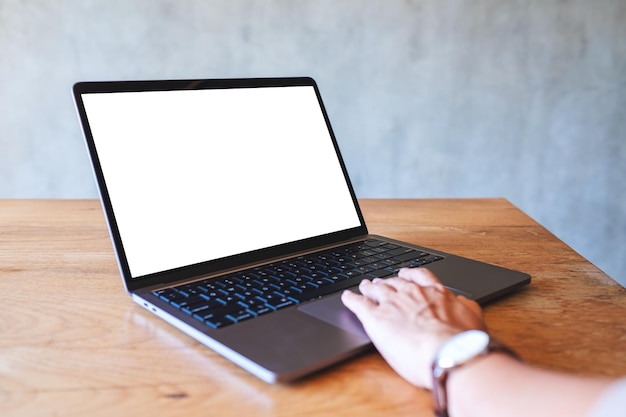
top-left (73, 77), bottom-right (367, 293)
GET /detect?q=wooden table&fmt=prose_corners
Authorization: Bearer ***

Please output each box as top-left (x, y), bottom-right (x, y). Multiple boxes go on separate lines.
top-left (1, 199), bottom-right (624, 417)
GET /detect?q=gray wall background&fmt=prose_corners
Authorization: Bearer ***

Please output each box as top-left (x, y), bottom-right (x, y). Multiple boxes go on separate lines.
top-left (1, 0), bottom-right (625, 287)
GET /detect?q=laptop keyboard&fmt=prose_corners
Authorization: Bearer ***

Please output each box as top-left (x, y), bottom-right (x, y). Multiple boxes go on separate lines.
top-left (152, 239), bottom-right (443, 329)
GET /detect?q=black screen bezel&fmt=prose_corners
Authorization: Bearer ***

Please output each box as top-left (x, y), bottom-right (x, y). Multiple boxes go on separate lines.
top-left (73, 77), bottom-right (368, 293)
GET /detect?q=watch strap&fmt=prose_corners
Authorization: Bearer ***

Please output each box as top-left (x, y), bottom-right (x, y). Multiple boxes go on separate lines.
top-left (431, 335), bottom-right (520, 417)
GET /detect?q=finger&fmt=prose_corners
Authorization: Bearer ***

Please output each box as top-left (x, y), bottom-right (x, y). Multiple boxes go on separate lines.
top-left (380, 276), bottom-right (422, 294)
top-left (358, 278), bottom-right (399, 303)
top-left (341, 289), bottom-right (376, 317)
top-left (398, 267), bottom-right (443, 288)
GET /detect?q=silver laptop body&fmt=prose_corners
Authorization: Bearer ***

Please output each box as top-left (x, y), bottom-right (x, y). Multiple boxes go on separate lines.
top-left (73, 77), bottom-right (530, 383)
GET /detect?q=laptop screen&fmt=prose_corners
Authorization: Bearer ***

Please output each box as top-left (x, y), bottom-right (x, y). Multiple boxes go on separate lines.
top-left (80, 84), bottom-right (362, 279)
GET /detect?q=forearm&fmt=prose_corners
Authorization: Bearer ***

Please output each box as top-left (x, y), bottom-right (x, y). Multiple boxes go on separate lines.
top-left (448, 353), bottom-right (612, 417)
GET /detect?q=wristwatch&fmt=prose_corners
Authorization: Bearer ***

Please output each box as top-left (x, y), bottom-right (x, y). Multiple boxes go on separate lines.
top-left (431, 330), bottom-right (519, 417)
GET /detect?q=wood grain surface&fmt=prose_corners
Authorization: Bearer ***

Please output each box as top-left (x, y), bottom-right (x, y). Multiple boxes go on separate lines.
top-left (1, 199), bottom-right (624, 417)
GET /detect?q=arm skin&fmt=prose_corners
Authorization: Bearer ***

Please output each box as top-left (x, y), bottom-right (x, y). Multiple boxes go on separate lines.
top-left (341, 268), bottom-right (613, 417)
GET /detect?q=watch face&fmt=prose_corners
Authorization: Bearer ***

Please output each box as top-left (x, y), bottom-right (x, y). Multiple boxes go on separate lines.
top-left (436, 330), bottom-right (490, 369)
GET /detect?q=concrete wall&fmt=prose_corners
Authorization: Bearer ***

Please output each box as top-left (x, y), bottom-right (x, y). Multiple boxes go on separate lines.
top-left (1, 0), bottom-right (624, 286)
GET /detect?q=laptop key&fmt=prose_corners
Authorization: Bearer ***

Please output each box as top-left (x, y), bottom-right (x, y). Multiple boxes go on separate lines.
top-left (289, 276), bottom-right (366, 303)
top-left (245, 303), bottom-right (273, 316)
top-left (367, 268), bottom-right (395, 278)
top-left (259, 293), bottom-right (296, 310)
top-left (156, 290), bottom-right (182, 303)
top-left (393, 251), bottom-right (424, 262)
top-left (275, 287), bottom-right (302, 298)
top-left (182, 299), bottom-right (223, 315)
top-left (227, 309), bottom-right (256, 323)
top-left (196, 303), bottom-right (241, 321)
top-left (342, 270), bottom-right (361, 279)
top-left (412, 255), bottom-right (444, 266)
top-left (170, 294), bottom-right (210, 309)
top-left (204, 316), bottom-right (232, 329)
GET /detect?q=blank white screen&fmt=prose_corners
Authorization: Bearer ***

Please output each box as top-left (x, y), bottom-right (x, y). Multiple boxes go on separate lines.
top-left (82, 85), bottom-right (361, 278)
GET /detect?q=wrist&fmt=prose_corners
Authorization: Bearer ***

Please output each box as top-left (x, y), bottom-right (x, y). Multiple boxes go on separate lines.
top-left (447, 352), bottom-right (522, 417)
top-left (430, 330), bottom-right (520, 417)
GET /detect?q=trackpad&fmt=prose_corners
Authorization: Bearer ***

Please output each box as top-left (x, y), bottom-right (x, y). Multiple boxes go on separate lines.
top-left (298, 292), bottom-right (370, 340)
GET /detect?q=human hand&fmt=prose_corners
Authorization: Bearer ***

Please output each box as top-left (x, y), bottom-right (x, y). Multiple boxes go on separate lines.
top-left (341, 268), bottom-right (487, 389)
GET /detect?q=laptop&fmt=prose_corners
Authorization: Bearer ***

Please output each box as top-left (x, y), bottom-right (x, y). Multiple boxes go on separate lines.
top-left (73, 77), bottom-right (530, 383)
